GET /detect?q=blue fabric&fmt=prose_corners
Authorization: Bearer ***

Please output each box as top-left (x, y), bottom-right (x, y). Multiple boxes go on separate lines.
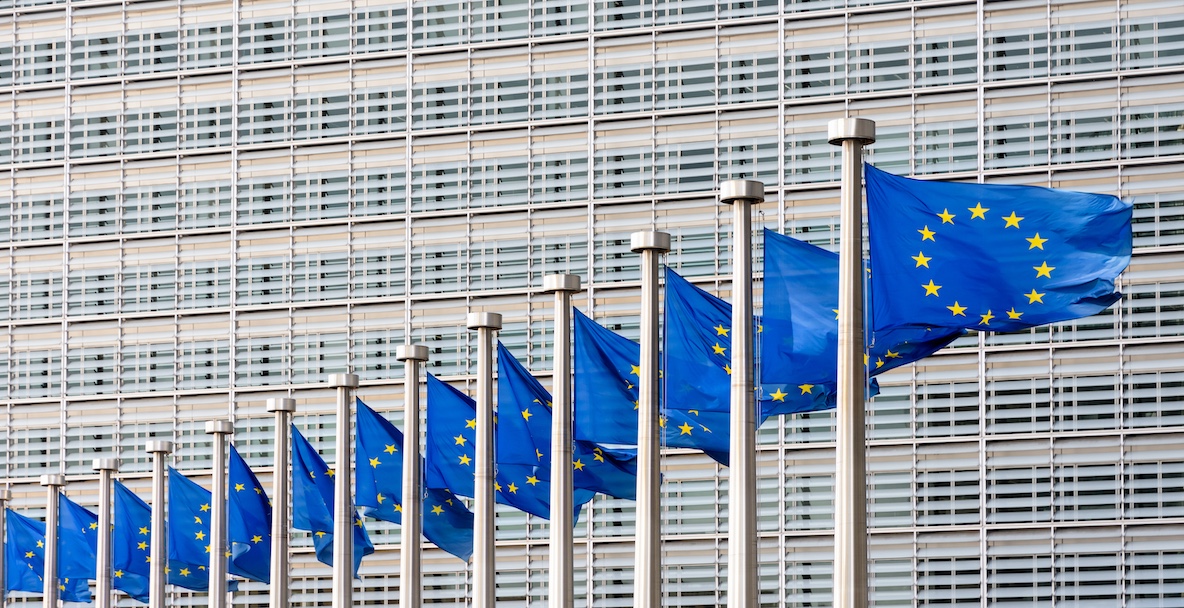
top-left (166, 468), bottom-right (212, 591)
top-left (112, 482), bottom-right (151, 603)
top-left (865, 163), bottom-right (1131, 333)
top-left (57, 493), bottom-right (99, 582)
top-left (5, 508), bottom-right (92, 602)
top-left (228, 445), bottom-right (272, 583)
top-left (355, 399), bottom-right (475, 561)
top-left (290, 425), bottom-right (374, 575)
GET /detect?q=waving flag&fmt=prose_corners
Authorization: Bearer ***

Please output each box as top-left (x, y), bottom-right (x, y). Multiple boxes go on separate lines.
top-left (57, 493), bottom-right (99, 582)
top-left (167, 468), bottom-right (212, 591)
top-left (291, 425), bottom-right (374, 574)
top-left (5, 508), bottom-right (92, 602)
top-left (112, 481), bottom-right (151, 602)
top-left (228, 445), bottom-right (272, 583)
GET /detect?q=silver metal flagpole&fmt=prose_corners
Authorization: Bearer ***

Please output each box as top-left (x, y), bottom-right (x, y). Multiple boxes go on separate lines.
top-left (467, 311), bottom-right (502, 608)
top-left (329, 373), bottom-right (361, 608)
top-left (828, 117), bottom-right (876, 608)
top-left (0, 487), bottom-right (9, 606)
top-left (93, 458), bottom-right (119, 608)
top-left (205, 420), bottom-right (234, 608)
top-left (41, 474), bottom-right (64, 608)
top-left (396, 344), bottom-right (430, 608)
top-left (721, 180), bottom-right (764, 608)
top-left (147, 440), bottom-right (173, 608)
top-left (544, 274), bottom-right (581, 608)
top-left (630, 230), bottom-right (670, 608)
top-left (267, 398), bottom-right (296, 608)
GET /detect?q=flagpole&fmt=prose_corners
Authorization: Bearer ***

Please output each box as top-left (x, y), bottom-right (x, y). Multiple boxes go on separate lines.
top-left (267, 398), bottom-right (296, 608)
top-left (0, 487), bottom-right (8, 606)
top-left (40, 474), bottom-right (64, 608)
top-left (92, 459), bottom-right (119, 608)
top-left (630, 230), bottom-right (671, 607)
top-left (720, 180), bottom-right (764, 608)
top-left (147, 440), bottom-right (173, 608)
top-left (467, 311), bottom-right (502, 608)
top-left (544, 274), bottom-right (581, 608)
top-left (205, 420), bottom-right (234, 608)
top-left (828, 117), bottom-right (876, 608)
top-left (329, 373), bottom-right (361, 608)
top-left (396, 344), bottom-right (430, 608)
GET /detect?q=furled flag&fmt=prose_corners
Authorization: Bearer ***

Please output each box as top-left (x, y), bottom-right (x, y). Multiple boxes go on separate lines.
top-left (424, 373), bottom-right (591, 520)
top-left (761, 228), bottom-right (963, 411)
top-left (290, 424), bottom-right (374, 574)
top-left (572, 308), bottom-right (731, 464)
top-left (497, 342), bottom-right (638, 500)
top-left (355, 399), bottom-right (475, 561)
top-left (57, 493), bottom-right (99, 583)
top-left (228, 445), bottom-right (271, 583)
top-left (4, 508), bottom-right (92, 602)
top-left (167, 467), bottom-right (213, 591)
top-left (112, 481), bottom-right (151, 603)
top-left (865, 163), bottom-right (1132, 333)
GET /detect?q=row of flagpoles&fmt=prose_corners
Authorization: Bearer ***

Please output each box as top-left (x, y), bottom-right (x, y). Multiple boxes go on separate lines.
top-left (2, 117), bottom-right (1132, 608)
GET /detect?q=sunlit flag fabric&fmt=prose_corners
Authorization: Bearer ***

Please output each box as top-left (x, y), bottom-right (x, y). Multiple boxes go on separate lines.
top-left (290, 425), bottom-right (374, 574)
top-left (572, 308), bottom-right (731, 464)
top-left (355, 399), bottom-right (475, 561)
top-left (112, 481), bottom-right (151, 603)
top-left (761, 228), bottom-right (963, 410)
top-left (166, 467), bottom-right (213, 591)
top-left (424, 373), bottom-right (588, 520)
top-left (865, 164), bottom-right (1132, 333)
top-left (496, 343), bottom-right (637, 500)
top-left (57, 493), bottom-right (99, 582)
top-left (228, 445), bottom-right (271, 583)
top-left (4, 508), bottom-right (92, 602)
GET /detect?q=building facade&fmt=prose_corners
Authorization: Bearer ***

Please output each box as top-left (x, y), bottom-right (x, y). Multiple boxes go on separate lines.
top-left (0, 0), bottom-right (1181, 604)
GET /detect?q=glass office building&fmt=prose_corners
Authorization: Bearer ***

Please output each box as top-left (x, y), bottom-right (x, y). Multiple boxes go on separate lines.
top-left (0, 0), bottom-right (1180, 604)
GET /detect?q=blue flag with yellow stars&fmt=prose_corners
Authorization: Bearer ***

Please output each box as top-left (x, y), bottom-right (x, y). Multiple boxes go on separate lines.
top-left (761, 229), bottom-right (962, 412)
top-left (572, 308), bottom-right (733, 464)
top-left (865, 164), bottom-right (1132, 333)
top-left (290, 425), bottom-right (374, 574)
top-left (355, 399), bottom-right (475, 561)
top-left (497, 342), bottom-right (638, 500)
top-left (424, 373), bottom-right (590, 520)
top-left (112, 481), bottom-right (151, 603)
top-left (228, 445), bottom-right (271, 583)
top-left (4, 508), bottom-right (92, 602)
top-left (167, 467), bottom-right (213, 591)
top-left (57, 493), bottom-right (99, 582)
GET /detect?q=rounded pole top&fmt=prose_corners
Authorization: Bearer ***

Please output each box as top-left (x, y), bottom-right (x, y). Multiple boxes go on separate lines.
top-left (40, 474), bottom-right (65, 488)
top-left (719, 180), bottom-right (766, 205)
top-left (267, 397), bottom-right (297, 413)
top-left (205, 420), bottom-right (234, 435)
top-left (466, 311), bottom-right (503, 330)
top-left (146, 440), bottom-right (174, 454)
top-left (542, 274), bottom-right (582, 293)
top-left (0, 487), bottom-right (10, 502)
top-left (396, 344), bottom-right (431, 362)
top-left (329, 373), bottom-right (361, 388)
top-left (827, 118), bottom-right (877, 145)
top-left (92, 458), bottom-right (120, 472)
top-left (630, 231), bottom-right (671, 253)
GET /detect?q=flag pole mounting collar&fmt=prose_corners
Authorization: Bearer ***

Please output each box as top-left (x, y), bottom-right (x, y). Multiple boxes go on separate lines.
top-left (267, 397), bottom-right (296, 413)
top-left (329, 373), bottom-right (360, 388)
top-left (720, 180), bottom-right (765, 205)
top-left (630, 231), bottom-right (671, 253)
top-left (396, 344), bottom-right (431, 362)
top-left (205, 420), bottom-right (234, 435)
top-left (827, 118), bottom-right (877, 145)
top-left (40, 474), bottom-right (64, 487)
top-left (92, 458), bottom-right (119, 472)
top-left (467, 311), bottom-right (503, 330)
top-left (543, 274), bottom-right (582, 293)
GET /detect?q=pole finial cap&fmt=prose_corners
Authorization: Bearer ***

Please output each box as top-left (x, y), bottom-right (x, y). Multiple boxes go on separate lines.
top-left (542, 274), bottom-right (582, 293)
top-left (92, 458), bottom-right (119, 472)
top-left (396, 344), bottom-right (431, 362)
top-left (39, 474), bottom-right (65, 487)
top-left (329, 373), bottom-right (361, 388)
top-left (720, 180), bottom-right (765, 205)
top-left (630, 231), bottom-right (671, 253)
top-left (146, 440), bottom-right (174, 454)
top-left (205, 420), bottom-right (234, 435)
top-left (827, 118), bottom-right (877, 145)
top-left (267, 397), bottom-right (297, 413)
top-left (466, 312), bottom-right (503, 330)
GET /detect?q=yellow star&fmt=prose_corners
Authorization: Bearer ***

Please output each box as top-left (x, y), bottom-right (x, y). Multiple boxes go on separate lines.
top-left (114, 570), bottom-right (123, 578)
top-left (252, 535), bottom-right (263, 543)
top-left (979, 310), bottom-right (994, 326)
top-left (256, 487), bottom-right (262, 494)
top-left (918, 226), bottom-right (936, 241)
top-left (369, 457), bottom-right (381, 468)
top-left (139, 526), bottom-right (149, 535)
top-left (200, 503), bottom-right (211, 512)
top-left (36, 540), bottom-right (43, 548)
top-left (394, 503), bottom-right (402, 512)
top-left (724, 363), bottom-right (732, 375)
top-left (593, 448), bottom-right (605, 462)
top-left (89, 522), bottom-right (98, 530)
top-left (234, 483), bottom-right (245, 492)
top-left (713, 324), bottom-right (729, 336)
top-left (678, 422), bottom-right (693, 435)
top-left (947, 302), bottom-right (967, 316)
top-left (325, 469), bottom-right (335, 477)
top-left (506, 483), bottom-right (518, 494)
top-left (377, 493), bottom-right (385, 504)
top-left (1034, 261), bottom-right (1055, 278)
top-left (458, 454), bottom-right (472, 466)
top-left (494, 482), bottom-right (501, 492)
top-left (968, 202), bottom-right (989, 219)
top-left (832, 308), bottom-right (840, 320)
top-left (1007, 307), bottom-right (1023, 320)
top-left (1002, 211), bottom-right (1023, 228)
top-left (911, 252), bottom-right (932, 268)
top-left (521, 408), bottom-right (533, 421)
top-left (863, 353), bottom-right (870, 366)
top-left (770, 388), bottom-right (787, 402)
top-left (1026, 233), bottom-right (1047, 250)
top-left (355, 518), bottom-right (363, 528)
top-left (180, 568), bottom-right (191, 577)
top-left (195, 531), bottom-right (206, 541)
top-left (25, 551), bottom-right (33, 558)
top-left (937, 208), bottom-right (955, 224)
top-left (526, 475), bottom-right (540, 486)
top-left (465, 418), bottom-right (476, 429)
top-left (798, 383), bottom-right (814, 395)
top-left (454, 434), bottom-right (467, 446)
top-left (536, 448), bottom-right (544, 460)
top-left (885, 349), bottom-right (901, 359)
top-left (315, 531), bottom-right (326, 538)
top-left (205, 544), bottom-right (212, 553)
top-left (922, 280), bottom-right (941, 297)
top-left (431, 505), bottom-right (444, 515)
top-left (384, 444), bottom-right (397, 454)
top-left (874, 358), bottom-right (884, 369)
top-left (1025, 289), bottom-right (1044, 304)
top-left (194, 516), bottom-right (203, 525)
top-left (137, 541), bottom-right (148, 551)
top-left (630, 364), bottom-right (640, 376)
top-left (711, 343), bottom-right (726, 356)
top-left (572, 459), bottom-right (585, 471)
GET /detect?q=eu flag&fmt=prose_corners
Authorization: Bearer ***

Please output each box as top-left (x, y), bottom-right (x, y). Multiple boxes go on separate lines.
top-left (5, 508), bottom-right (92, 602)
top-left (761, 228), bottom-right (962, 413)
top-left (865, 164), bottom-right (1132, 333)
top-left (497, 343), bottom-right (637, 500)
top-left (228, 445), bottom-right (271, 583)
top-left (424, 373), bottom-right (587, 520)
top-left (290, 425), bottom-right (374, 574)
top-left (112, 481), bottom-right (151, 603)
top-left (58, 493), bottom-right (99, 583)
top-left (167, 467), bottom-right (212, 591)
top-left (355, 399), bottom-right (475, 561)
top-left (572, 308), bottom-right (732, 463)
